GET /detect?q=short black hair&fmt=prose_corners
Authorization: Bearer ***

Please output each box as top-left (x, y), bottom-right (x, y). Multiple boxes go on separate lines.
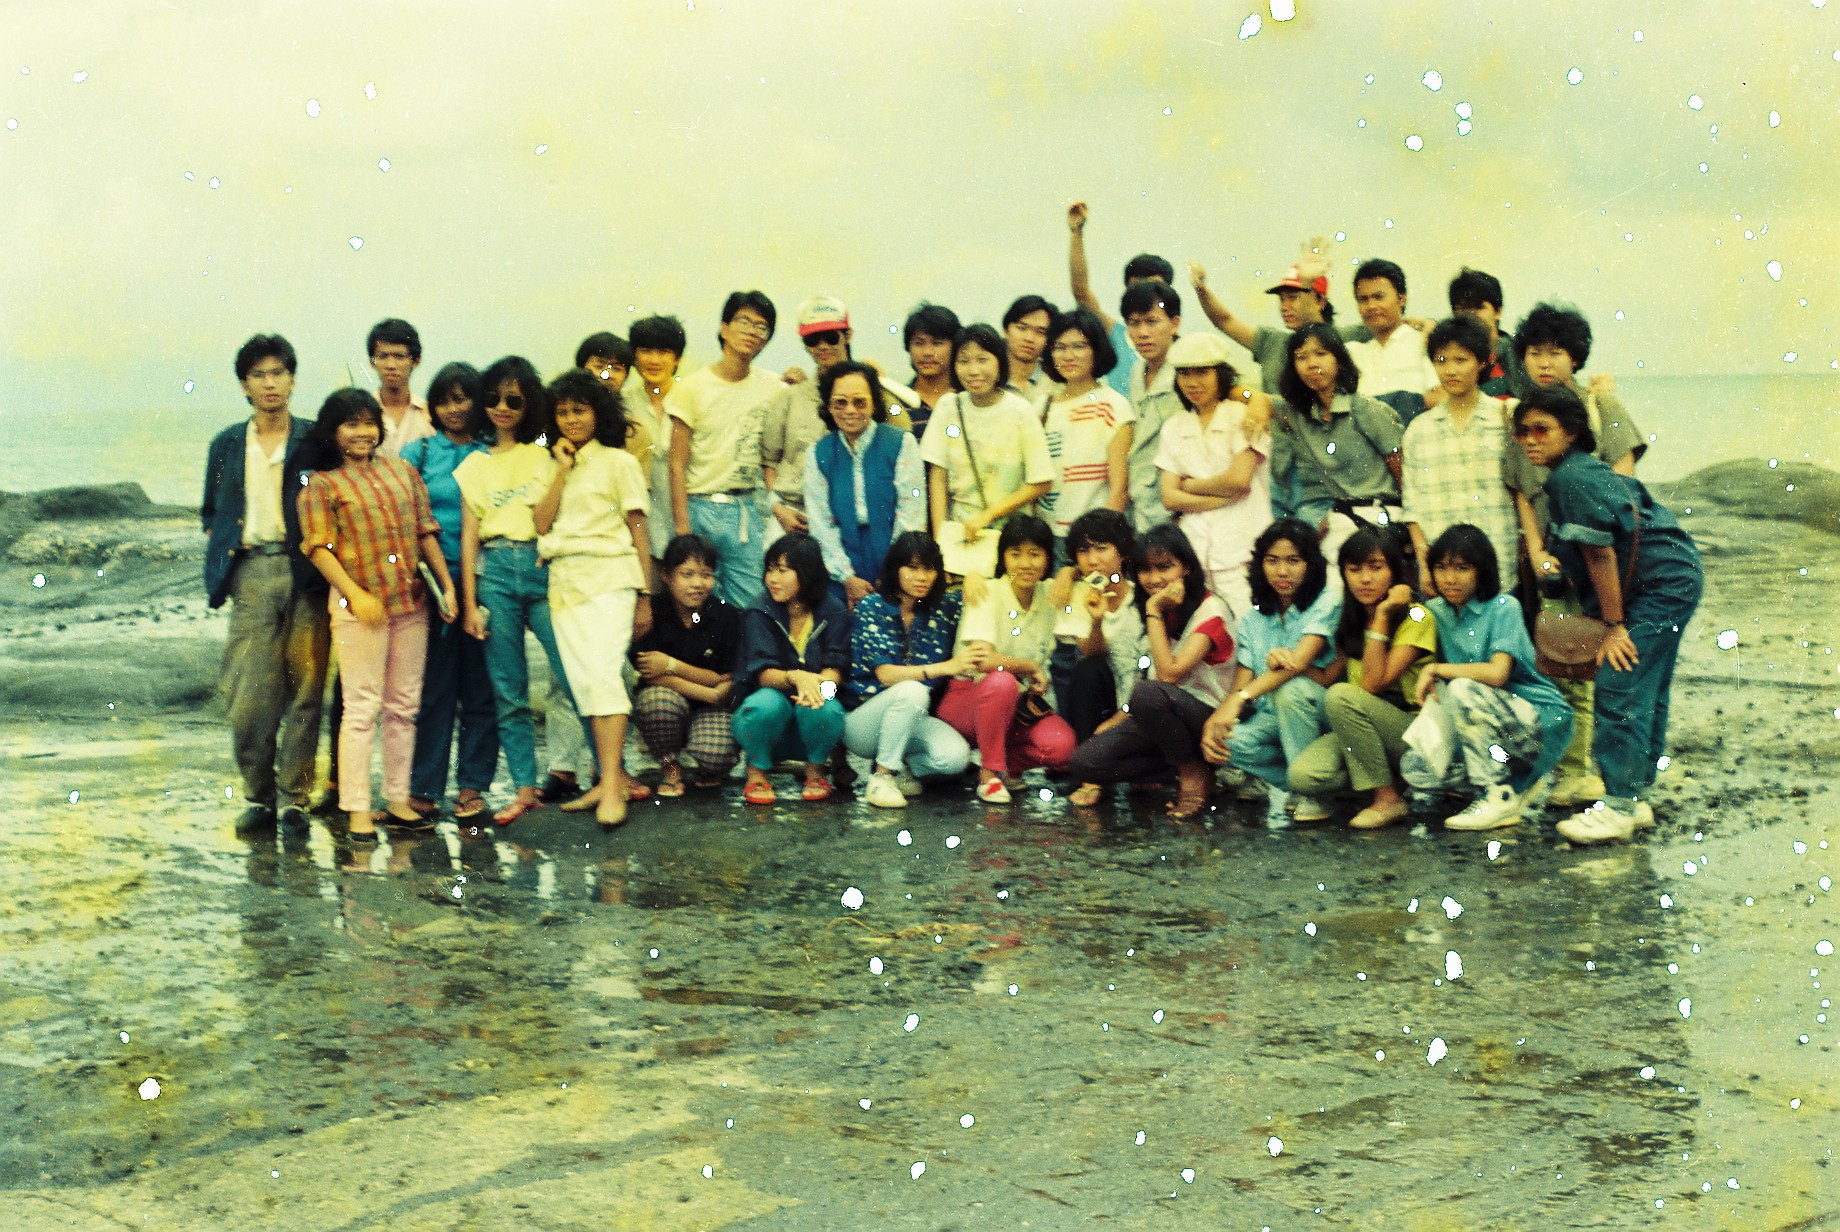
top-left (1425, 315), bottom-right (1495, 366)
top-left (546, 368), bottom-right (627, 448)
top-left (1133, 522), bottom-right (1206, 635)
top-left (424, 362), bottom-right (482, 423)
top-left (762, 532), bottom-right (830, 609)
top-left (1046, 307), bottom-right (1119, 380)
top-left (660, 533), bottom-right (721, 582)
top-left (1120, 279), bottom-right (1181, 321)
top-left (1002, 294), bottom-right (1056, 330)
top-left (1512, 302), bottom-right (1592, 370)
top-left (309, 387), bottom-right (383, 469)
top-left (1427, 524), bottom-right (1502, 603)
top-left (951, 324), bottom-right (1011, 391)
top-left (576, 331), bottom-right (633, 370)
top-left (816, 361), bottom-right (889, 433)
top-left (235, 334), bottom-right (296, 381)
top-left (1064, 508), bottom-right (1138, 576)
top-left (1354, 259), bottom-right (1407, 298)
top-left (993, 515), bottom-right (1054, 577)
top-left (1278, 322), bottom-right (1361, 408)
top-left (1448, 267), bottom-right (1503, 313)
top-left (1124, 253), bottom-right (1175, 284)
top-left (469, 356), bottom-right (548, 444)
top-left (1333, 523), bottom-right (1417, 657)
top-left (903, 302), bottom-right (961, 349)
top-left (1249, 518), bottom-right (1328, 616)
top-left (629, 314), bottom-right (688, 356)
top-left (876, 531), bottom-right (947, 610)
top-left (367, 318), bottom-right (421, 361)
top-left (1172, 364), bottom-right (1240, 412)
top-left (1514, 382), bottom-right (1597, 458)
top-left (720, 290), bottom-right (777, 344)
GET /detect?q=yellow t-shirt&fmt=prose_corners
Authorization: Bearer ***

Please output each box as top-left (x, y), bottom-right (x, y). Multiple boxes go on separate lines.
top-left (1346, 604), bottom-right (1438, 707)
top-left (452, 444), bottom-right (557, 542)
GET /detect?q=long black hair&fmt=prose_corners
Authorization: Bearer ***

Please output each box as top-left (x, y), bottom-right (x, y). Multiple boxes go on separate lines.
top-left (1248, 518), bottom-right (1328, 616)
top-left (468, 356), bottom-right (548, 444)
top-left (1277, 322), bottom-right (1360, 409)
top-left (762, 532), bottom-right (830, 610)
top-left (1332, 523), bottom-right (1415, 657)
top-left (1134, 521), bottom-right (1207, 637)
top-left (876, 531), bottom-right (947, 611)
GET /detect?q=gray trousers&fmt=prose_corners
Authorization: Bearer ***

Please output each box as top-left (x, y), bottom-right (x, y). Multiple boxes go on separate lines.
top-left (222, 554), bottom-right (330, 808)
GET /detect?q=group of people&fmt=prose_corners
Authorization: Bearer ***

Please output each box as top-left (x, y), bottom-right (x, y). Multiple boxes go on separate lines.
top-left (203, 204), bottom-right (1702, 848)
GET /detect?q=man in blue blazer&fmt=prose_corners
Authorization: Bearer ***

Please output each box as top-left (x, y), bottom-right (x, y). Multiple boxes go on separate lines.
top-left (201, 334), bottom-right (330, 830)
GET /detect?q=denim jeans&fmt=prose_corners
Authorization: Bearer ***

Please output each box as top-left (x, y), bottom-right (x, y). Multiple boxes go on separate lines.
top-left (688, 491), bottom-right (768, 610)
top-left (409, 601), bottom-right (500, 799)
top-left (476, 543), bottom-right (574, 790)
top-left (1226, 676), bottom-right (1329, 789)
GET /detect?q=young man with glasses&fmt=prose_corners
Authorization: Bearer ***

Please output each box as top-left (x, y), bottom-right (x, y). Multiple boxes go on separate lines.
top-left (201, 334), bottom-right (331, 832)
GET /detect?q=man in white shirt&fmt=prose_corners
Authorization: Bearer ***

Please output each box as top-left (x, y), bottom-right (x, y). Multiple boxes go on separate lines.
top-left (668, 290), bottom-right (784, 608)
top-left (368, 318), bottom-right (432, 457)
top-left (1346, 259), bottom-right (1440, 427)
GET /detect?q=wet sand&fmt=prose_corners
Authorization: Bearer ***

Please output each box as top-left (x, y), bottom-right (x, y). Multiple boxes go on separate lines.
top-left (3, 487), bottom-right (1838, 1228)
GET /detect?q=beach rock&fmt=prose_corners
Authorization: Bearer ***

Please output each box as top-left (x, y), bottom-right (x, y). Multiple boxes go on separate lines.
top-left (1651, 460), bottom-right (1840, 536)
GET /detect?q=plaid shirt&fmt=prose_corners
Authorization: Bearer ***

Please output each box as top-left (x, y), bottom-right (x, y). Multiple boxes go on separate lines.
top-left (1400, 400), bottom-right (1521, 574)
top-left (297, 456), bottom-right (439, 617)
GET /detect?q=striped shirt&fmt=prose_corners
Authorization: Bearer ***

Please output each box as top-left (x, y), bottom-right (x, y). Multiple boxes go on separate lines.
top-left (1040, 386), bottom-right (1134, 536)
top-left (297, 456), bottom-right (440, 617)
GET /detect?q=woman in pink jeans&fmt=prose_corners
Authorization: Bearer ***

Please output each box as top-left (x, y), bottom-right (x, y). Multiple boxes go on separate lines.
top-left (936, 515), bottom-right (1075, 803)
top-left (298, 388), bottom-right (457, 840)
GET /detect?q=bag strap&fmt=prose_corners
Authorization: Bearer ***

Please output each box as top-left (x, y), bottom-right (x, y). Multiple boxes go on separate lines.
top-left (953, 394), bottom-right (990, 510)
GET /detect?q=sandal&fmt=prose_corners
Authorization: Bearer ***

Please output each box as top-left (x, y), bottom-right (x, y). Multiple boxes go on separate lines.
top-left (625, 778), bottom-right (652, 802)
top-left (744, 779), bottom-right (777, 805)
top-left (801, 773), bottom-right (833, 802)
top-left (655, 770), bottom-right (686, 799)
top-left (1069, 782), bottom-right (1104, 807)
top-left (1166, 790), bottom-right (1210, 821)
top-left (493, 797), bottom-right (541, 827)
top-left (453, 791), bottom-right (486, 820)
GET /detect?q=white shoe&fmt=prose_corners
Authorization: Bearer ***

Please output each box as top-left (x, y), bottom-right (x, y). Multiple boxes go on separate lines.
top-left (1556, 799), bottom-right (1642, 845)
top-left (1264, 788), bottom-right (1293, 830)
top-left (864, 772), bottom-right (907, 810)
top-left (894, 770), bottom-right (925, 798)
top-left (977, 777), bottom-right (1012, 805)
top-left (1445, 784), bottom-right (1522, 831)
top-left (1517, 774), bottom-right (1555, 815)
top-left (1290, 794), bottom-right (1333, 823)
top-left (1634, 800), bottom-right (1656, 830)
top-left (1547, 773), bottom-right (1606, 809)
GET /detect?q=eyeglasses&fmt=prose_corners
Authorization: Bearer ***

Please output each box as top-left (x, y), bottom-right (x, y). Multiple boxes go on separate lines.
top-left (485, 392), bottom-right (526, 411)
top-left (1512, 422), bottom-right (1557, 439)
top-left (729, 317), bottom-right (771, 336)
top-left (805, 331), bottom-right (844, 348)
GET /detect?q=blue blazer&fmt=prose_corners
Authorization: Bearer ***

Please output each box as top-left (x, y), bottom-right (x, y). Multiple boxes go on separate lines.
top-left (200, 416), bottom-right (326, 608)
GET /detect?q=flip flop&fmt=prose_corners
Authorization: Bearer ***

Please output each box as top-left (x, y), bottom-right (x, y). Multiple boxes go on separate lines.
top-left (454, 792), bottom-right (486, 820)
top-left (493, 798), bottom-right (540, 827)
top-left (744, 780), bottom-right (777, 805)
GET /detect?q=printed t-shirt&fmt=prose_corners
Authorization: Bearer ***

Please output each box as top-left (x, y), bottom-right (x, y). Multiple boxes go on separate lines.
top-left (918, 391), bottom-right (1053, 526)
top-left (666, 364), bottom-right (781, 494)
top-left (1040, 386), bottom-right (1135, 535)
top-left (453, 444), bottom-right (557, 542)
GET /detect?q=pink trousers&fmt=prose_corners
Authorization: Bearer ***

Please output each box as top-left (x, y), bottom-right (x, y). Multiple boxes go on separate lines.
top-left (936, 670), bottom-right (1075, 776)
top-left (331, 602), bottom-right (430, 813)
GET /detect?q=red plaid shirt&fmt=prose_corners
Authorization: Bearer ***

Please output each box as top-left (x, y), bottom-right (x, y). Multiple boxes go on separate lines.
top-left (298, 456), bottom-right (439, 617)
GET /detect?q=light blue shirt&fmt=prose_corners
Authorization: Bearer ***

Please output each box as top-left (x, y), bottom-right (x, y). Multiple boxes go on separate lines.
top-left (1233, 585), bottom-right (1341, 707)
top-left (399, 432), bottom-right (487, 563)
top-left (1425, 593), bottom-right (1568, 717)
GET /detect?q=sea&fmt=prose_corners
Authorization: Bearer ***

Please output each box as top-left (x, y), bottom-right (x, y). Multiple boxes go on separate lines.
top-left (8, 372), bottom-right (1839, 508)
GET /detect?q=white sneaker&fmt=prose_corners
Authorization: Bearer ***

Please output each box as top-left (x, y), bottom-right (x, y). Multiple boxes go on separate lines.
top-left (1264, 788), bottom-right (1293, 830)
top-left (1445, 784), bottom-right (1522, 831)
top-left (1633, 800), bottom-right (1656, 830)
top-left (894, 770), bottom-right (925, 798)
top-left (977, 777), bottom-right (1012, 805)
top-left (1290, 794), bottom-right (1333, 823)
top-left (1547, 773), bottom-right (1606, 809)
top-left (1517, 774), bottom-right (1555, 815)
top-left (1556, 799), bottom-right (1642, 845)
top-left (864, 772), bottom-right (907, 810)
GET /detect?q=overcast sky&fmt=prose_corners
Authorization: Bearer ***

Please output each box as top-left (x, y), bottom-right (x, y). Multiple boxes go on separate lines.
top-left (4, 0), bottom-right (1836, 418)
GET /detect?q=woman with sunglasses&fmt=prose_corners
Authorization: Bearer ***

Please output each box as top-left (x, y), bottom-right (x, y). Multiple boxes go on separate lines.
top-left (455, 356), bottom-right (578, 827)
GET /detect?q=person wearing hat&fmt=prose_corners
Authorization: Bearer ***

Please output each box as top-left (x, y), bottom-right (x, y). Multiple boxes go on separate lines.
top-left (1153, 331), bottom-right (1273, 618)
top-left (762, 295), bottom-right (915, 538)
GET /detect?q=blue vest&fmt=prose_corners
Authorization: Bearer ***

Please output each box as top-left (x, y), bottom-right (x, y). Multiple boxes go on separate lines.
top-left (815, 423), bottom-right (900, 583)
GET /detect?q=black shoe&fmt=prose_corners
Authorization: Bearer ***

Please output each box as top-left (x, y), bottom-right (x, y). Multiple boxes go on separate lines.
top-left (535, 772), bottom-right (583, 803)
top-left (277, 805), bottom-right (311, 835)
top-left (310, 788), bottom-right (344, 817)
top-left (235, 805), bottom-right (278, 835)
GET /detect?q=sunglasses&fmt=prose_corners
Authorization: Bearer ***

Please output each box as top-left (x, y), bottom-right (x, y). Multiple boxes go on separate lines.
top-left (485, 392), bottom-right (526, 411)
top-left (804, 330), bottom-right (844, 348)
top-left (1512, 422), bottom-right (1557, 439)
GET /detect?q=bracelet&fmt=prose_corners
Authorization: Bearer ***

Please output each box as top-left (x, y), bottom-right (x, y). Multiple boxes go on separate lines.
top-left (1145, 613), bottom-right (1165, 623)
top-left (1364, 630), bottom-right (1390, 643)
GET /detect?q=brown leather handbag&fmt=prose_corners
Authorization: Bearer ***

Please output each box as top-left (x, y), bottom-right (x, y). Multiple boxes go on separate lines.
top-left (1533, 484), bottom-right (1640, 681)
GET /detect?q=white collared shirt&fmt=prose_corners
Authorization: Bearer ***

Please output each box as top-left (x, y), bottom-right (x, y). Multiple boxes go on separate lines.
top-left (241, 422), bottom-right (288, 547)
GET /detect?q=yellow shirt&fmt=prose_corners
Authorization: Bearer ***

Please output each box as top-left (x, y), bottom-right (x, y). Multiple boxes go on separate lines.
top-left (1346, 604), bottom-right (1438, 707)
top-left (453, 444), bottom-right (556, 542)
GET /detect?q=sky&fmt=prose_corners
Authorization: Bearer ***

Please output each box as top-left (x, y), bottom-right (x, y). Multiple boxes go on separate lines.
top-left (3, 0), bottom-right (1837, 422)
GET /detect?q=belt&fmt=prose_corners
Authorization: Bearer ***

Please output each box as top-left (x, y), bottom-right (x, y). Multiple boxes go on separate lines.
top-left (242, 543), bottom-right (288, 557)
top-left (480, 538), bottom-right (538, 551)
top-left (696, 490), bottom-right (755, 505)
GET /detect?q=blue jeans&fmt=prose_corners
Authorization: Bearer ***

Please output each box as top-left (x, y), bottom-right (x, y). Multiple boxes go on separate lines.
top-left (1227, 676), bottom-right (1329, 789)
top-left (409, 595), bottom-right (500, 799)
top-left (843, 681), bottom-right (971, 777)
top-left (1595, 584), bottom-right (1701, 804)
top-left (476, 543), bottom-right (574, 791)
top-left (732, 689), bottom-right (845, 770)
top-left (689, 492), bottom-right (768, 610)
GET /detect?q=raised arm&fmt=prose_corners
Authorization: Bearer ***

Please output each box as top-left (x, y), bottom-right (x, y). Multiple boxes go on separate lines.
top-left (1188, 262), bottom-right (1259, 350)
top-left (1067, 201), bottom-right (1114, 332)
